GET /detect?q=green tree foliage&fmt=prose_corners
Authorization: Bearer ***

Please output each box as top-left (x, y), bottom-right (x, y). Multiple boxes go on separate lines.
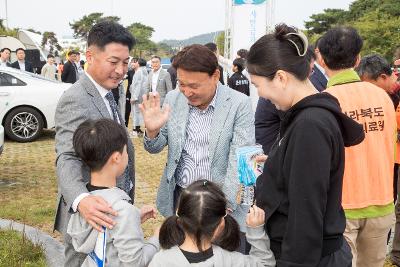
top-left (305, 0), bottom-right (400, 61)
top-left (0, 19), bottom-right (18, 38)
top-left (353, 10), bottom-right (400, 60)
top-left (305, 9), bottom-right (347, 35)
top-left (127, 22), bottom-right (156, 57)
top-left (41, 31), bottom-right (62, 55)
top-left (69, 13), bottom-right (120, 40)
top-left (157, 42), bottom-right (177, 58)
top-left (216, 32), bottom-right (225, 55)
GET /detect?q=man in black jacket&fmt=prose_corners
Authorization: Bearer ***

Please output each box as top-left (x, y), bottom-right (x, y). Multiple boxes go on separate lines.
top-left (61, 51), bottom-right (78, 83)
top-left (309, 38), bottom-right (328, 92)
top-left (204, 42), bottom-right (225, 85)
top-left (11, 48), bottom-right (34, 73)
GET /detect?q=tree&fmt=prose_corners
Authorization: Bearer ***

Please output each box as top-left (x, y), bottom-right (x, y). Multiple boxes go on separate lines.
top-left (127, 22), bottom-right (156, 57)
top-left (305, 8), bottom-right (347, 35)
top-left (305, 0), bottom-right (400, 61)
top-left (41, 31), bottom-right (62, 55)
top-left (216, 32), bottom-right (225, 56)
top-left (352, 10), bottom-right (400, 61)
top-left (0, 19), bottom-right (18, 38)
top-left (157, 42), bottom-right (176, 57)
top-left (69, 13), bottom-right (120, 41)
top-left (26, 28), bottom-right (41, 35)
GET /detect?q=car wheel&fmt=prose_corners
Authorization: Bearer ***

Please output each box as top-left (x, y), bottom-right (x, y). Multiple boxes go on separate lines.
top-left (4, 107), bottom-right (44, 142)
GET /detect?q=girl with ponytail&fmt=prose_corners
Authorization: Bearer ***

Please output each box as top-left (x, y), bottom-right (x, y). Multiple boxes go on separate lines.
top-left (149, 180), bottom-right (276, 266)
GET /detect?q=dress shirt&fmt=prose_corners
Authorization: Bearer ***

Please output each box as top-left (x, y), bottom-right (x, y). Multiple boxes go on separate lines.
top-left (18, 60), bottom-right (25, 71)
top-left (0, 59), bottom-right (9, 67)
top-left (314, 62), bottom-right (329, 80)
top-left (175, 89), bottom-right (218, 187)
top-left (151, 68), bottom-right (161, 92)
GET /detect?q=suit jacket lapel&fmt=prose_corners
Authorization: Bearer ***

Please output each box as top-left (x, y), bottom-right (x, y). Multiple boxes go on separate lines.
top-left (209, 85), bottom-right (231, 163)
top-left (175, 93), bottom-right (190, 151)
top-left (82, 74), bottom-right (112, 119)
top-left (156, 70), bottom-right (164, 89)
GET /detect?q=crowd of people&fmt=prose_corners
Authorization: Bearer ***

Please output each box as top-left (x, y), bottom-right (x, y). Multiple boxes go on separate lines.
top-left (48, 19), bottom-right (400, 267)
top-left (0, 46), bottom-right (86, 82)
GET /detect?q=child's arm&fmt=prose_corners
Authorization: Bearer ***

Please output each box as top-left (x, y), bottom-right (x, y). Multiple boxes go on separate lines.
top-left (246, 206), bottom-right (276, 267)
top-left (110, 202), bottom-right (159, 267)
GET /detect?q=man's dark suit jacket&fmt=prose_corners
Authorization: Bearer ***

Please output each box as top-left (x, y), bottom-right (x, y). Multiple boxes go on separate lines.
top-left (255, 97), bottom-right (284, 155)
top-left (11, 61), bottom-right (34, 73)
top-left (167, 66), bottom-right (177, 89)
top-left (218, 65), bottom-right (225, 85)
top-left (61, 60), bottom-right (77, 83)
top-left (309, 66), bottom-right (328, 92)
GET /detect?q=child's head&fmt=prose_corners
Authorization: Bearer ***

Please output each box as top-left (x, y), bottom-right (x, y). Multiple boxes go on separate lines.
top-left (159, 180), bottom-right (240, 252)
top-left (232, 58), bottom-right (245, 73)
top-left (73, 119), bottom-right (128, 175)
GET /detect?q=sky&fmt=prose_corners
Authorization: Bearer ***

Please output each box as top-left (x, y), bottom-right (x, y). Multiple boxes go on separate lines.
top-left (1, 0), bottom-right (354, 42)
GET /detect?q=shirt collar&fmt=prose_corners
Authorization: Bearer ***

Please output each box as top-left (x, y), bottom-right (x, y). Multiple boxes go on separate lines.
top-left (153, 68), bottom-right (161, 75)
top-left (85, 71), bottom-right (110, 98)
top-left (327, 69), bottom-right (361, 88)
top-left (314, 63), bottom-right (326, 75)
top-left (209, 87), bottom-right (218, 108)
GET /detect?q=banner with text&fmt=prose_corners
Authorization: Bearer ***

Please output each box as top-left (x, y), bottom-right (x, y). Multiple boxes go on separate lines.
top-left (230, 0), bottom-right (267, 59)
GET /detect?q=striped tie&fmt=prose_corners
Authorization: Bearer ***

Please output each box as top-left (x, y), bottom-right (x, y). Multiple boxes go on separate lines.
top-left (105, 91), bottom-right (132, 194)
top-left (104, 92), bottom-right (120, 123)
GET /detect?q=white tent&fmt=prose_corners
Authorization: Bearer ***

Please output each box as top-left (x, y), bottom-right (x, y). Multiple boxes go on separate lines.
top-left (17, 30), bottom-right (47, 61)
top-left (0, 36), bottom-right (25, 62)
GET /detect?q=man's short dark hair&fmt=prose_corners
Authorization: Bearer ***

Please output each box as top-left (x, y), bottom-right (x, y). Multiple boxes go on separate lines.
top-left (356, 54), bottom-right (392, 80)
top-left (151, 55), bottom-right (161, 61)
top-left (314, 37), bottom-right (323, 50)
top-left (73, 119), bottom-right (128, 172)
top-left (204, 42), bottom-right (218, 53)
top-left (47, 54), bottom-right (54, 59)
top-left (236, 49), bottom-right (248, 59)
top-left (87, 21), bottom-right (135, 51)
top-left (173, 44), bottom-right (218, 76)
top-left (319, 26), bottom-right (363, 70)
top-left (0, 47), bottom-right (11, 53)
top-left (306, 46), bottom-right (316, 62)
top-left (138, 58), bottom-right (147, 67)
top-left (16, 48), bottom-right (25, 53)
top-left (67, 51), bottom-right (77, 56)
top-left (233, 58), bottom-right (245, 72)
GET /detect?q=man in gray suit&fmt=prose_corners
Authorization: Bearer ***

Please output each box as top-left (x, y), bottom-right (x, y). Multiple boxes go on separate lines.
top-left (140, 44), bottom-right (255, 252)
top-left (146, 55), bottom-right (173, 106)
top-left (54, 21), bottom-right (135, 266)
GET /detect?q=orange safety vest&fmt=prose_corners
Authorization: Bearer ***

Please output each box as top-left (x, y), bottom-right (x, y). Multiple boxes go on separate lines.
top-left (396, 106), bottom-right (400, 164)
top-left (326, 81), bottom-right (396, 209)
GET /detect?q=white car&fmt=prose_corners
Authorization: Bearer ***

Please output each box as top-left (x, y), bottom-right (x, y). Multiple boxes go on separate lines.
top-left (0, 67), bottom-right (71, 142)
top-left (0, 125), bottom-right (3, 154)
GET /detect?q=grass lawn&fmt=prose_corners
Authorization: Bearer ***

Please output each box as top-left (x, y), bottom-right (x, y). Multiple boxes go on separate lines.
top-left (0, 129), bottom-right (167, 240)
top-left (0, 229), bottom-right (46, 267)
top-left (0, 130), bottom-right (396, 267)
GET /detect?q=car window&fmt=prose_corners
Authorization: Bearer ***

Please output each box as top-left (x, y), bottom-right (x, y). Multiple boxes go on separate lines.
top-left (0, 72), bottom-right (27, 86)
